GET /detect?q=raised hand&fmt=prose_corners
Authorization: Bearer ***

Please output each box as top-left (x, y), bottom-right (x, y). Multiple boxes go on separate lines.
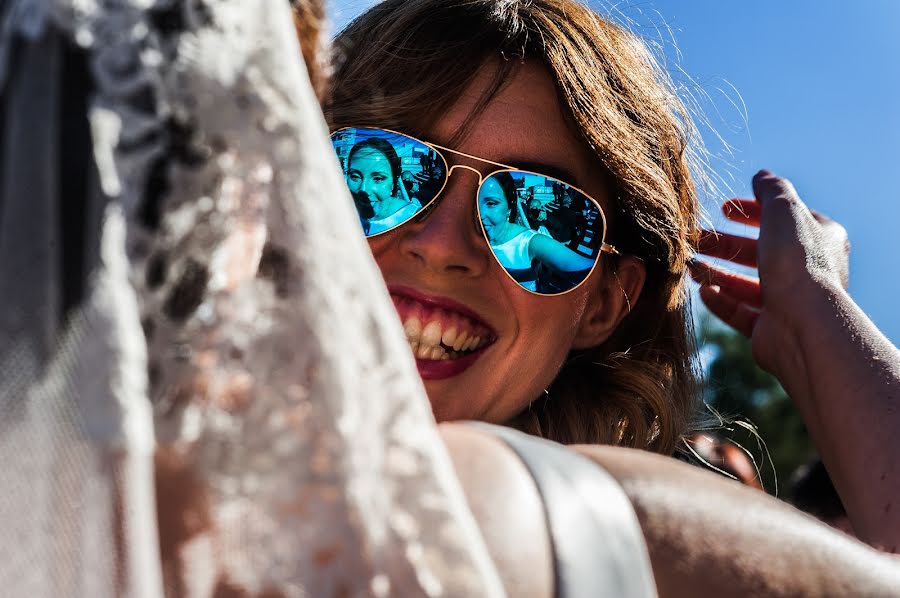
top-left (693, 171), bottom-right (900, 550)
top-left (691, 170), bottom-right (850, 376)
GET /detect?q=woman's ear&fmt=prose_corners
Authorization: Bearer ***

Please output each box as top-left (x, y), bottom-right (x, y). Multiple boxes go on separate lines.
top-left (572, 255), bottom-right (646, 350)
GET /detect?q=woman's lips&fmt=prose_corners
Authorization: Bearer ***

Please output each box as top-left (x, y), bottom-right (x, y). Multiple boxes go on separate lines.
top-left (388, 285), bottom-right (494, 330)
top-left (388, 285), bottom-right (495, 378)
top-left (416, 347), bottom-right (488, 380)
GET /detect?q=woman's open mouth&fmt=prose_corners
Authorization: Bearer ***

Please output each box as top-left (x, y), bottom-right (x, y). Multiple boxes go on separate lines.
top-left (389, 286), bottom-right (496, 379)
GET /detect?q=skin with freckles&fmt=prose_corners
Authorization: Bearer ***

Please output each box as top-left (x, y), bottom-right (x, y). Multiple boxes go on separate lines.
top-left (368, 61), bottom-right (645, 423)
top-left (323, 5), bottom-right (900, 593)
top-left (329, 0), bottom-right (702, 449)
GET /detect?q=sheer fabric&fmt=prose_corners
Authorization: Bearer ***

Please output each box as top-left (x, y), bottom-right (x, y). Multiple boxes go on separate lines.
top-left (0, 1), bottom-right (504, 595)
top-left (0, 1), bottom-right (661, 596)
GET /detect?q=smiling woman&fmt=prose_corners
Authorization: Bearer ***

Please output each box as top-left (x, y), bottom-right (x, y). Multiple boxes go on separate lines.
top-left (326, 0), bottom-right (701, 446)
top-left (6, 0), bottom-right (900, 596)
top-left (318, 0), bottom-right (900, 565)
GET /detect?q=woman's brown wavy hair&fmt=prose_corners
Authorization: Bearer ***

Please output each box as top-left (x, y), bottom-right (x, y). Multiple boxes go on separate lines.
top-left (325, 0), bottom-right (703, 454)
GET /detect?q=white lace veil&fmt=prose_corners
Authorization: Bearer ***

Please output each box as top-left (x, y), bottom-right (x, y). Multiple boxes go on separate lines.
top-left (0, 1), bottom-right (505, 595)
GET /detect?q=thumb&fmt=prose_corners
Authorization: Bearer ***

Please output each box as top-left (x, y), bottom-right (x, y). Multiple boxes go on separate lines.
top-left (752, 170), bottom-right (802, 210)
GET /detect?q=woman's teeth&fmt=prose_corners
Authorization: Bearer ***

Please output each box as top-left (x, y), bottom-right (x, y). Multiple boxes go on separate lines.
top-left (402, 315), bottom-right (489, 361)
top-left (390, 292), bottom-right (493, 361)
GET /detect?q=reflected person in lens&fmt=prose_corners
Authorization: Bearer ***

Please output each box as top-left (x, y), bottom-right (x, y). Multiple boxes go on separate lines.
top-left (479, 172), bottom-right (593, 292)
top-left (346, 137), bottom-right (422, 234)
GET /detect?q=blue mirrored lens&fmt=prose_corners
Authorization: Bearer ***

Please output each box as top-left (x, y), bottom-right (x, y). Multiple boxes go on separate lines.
top-left (331, 127), bottom-right (446, 236)
top-left (479, 171), bottom-right (603, 294)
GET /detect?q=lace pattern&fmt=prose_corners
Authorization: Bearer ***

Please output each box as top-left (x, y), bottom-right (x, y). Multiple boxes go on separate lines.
top-left (0, 0), bottom-right (505, 595)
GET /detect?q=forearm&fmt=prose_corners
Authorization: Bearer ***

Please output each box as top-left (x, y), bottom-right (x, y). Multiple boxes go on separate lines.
top-left (575, 445), bottom-right (900, 597)
top-left (773, 280), bottom-right (900, 549)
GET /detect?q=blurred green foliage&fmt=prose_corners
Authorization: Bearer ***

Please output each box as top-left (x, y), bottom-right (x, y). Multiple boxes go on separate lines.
top-left (697, 313), bottom-right (815, 497)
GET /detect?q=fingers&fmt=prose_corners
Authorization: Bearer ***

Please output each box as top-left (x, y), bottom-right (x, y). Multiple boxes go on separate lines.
top-left (697, 170), bottom-right (850, 339)
top-left (752, 169), bottom-right (811, 219)
top-left (698, 284), bottom-right (759, 338)
top-left (722, 199), bottom-right (761, 226)
top-left (688, 259), bottom-right (762, 307)
top-left (691, 253), bottom-right (761, 339)
top-left (697, 230), bottom-right (758, 267)
top-left (752, 169), bottom-right (789, 204)
top-left (723, 173), bottom-right (825, 227)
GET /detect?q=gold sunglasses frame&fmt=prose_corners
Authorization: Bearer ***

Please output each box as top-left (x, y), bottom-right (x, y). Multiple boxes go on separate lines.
top-left (331, 126), bottom-right (620, 296)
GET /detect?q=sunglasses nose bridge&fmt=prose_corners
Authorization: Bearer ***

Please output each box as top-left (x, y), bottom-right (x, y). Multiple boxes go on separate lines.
top-left (446, 163), bottom-right (484, 186)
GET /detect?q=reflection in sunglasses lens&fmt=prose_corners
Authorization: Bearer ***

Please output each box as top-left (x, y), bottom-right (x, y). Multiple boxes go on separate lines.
top-left (479, 171), bottom-right (603, 294)
top-left (331, 129), bottom-right (605, 295)
top-left (331, 127), bottom-right (446, 236)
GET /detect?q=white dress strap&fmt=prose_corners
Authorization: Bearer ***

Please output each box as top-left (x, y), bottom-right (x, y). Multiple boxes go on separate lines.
top-left (469, 423), bottom-right (659, 598)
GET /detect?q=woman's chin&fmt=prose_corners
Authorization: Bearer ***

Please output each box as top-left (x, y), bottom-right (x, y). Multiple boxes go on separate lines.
top-left (423, 380), bottom-right (478, 423)
top-left (427, 392), bottom-right (463, 423)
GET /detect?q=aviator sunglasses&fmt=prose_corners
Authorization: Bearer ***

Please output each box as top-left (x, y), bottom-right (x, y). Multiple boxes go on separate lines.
top-left (330, 127), bottom-right (619, 295)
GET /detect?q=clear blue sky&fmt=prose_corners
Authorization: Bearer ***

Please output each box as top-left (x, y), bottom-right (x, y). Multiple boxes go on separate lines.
top-left (327, 1), bottom-right (900, 343)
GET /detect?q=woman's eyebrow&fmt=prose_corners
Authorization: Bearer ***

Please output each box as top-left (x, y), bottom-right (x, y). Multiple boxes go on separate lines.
top-left (347, 166), bottom-right (388, 176)
top-left (504, 161), bottom-right (579, 186)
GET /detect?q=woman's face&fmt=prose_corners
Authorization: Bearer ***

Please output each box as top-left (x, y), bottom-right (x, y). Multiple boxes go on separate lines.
top-left (368, 62), bottom-right (617, 422)
top-left (347, 148), bottom-right (395, 218)
top-left (478, 178), bottom-right (511, 242)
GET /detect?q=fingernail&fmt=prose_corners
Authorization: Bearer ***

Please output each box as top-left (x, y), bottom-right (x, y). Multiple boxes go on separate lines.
top-left (686, 259), bottom-right (705, 280)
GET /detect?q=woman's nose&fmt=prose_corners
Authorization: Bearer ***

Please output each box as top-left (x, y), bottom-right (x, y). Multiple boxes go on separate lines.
top-left (397, 176), bottom-right (489, 276)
